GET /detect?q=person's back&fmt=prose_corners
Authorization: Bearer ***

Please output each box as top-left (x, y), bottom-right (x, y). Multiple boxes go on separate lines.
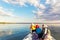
top-left (36, 28), bottom-right (42, 34)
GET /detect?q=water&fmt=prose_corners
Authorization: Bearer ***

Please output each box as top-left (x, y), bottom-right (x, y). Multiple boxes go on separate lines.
top-left (0, 24), bottom-right (30, 40)
top-left (49, 26), bottom-right (60, 40)
top-left (0, 24), bottom-right (60, 40)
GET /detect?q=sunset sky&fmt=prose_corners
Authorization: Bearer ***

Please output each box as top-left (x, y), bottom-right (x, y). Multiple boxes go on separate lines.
top-left (0, 0), bottom-right (60, 22)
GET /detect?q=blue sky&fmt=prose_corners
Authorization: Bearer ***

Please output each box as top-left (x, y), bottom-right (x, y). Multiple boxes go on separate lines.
top-left (0, 0), bottom-right (36, 17)
top-left (0, 0), bottom-right (60, 22)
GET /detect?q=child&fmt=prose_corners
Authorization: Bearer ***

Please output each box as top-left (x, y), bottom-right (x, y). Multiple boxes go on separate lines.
top-left (44, 29), bottom-right (52, 40)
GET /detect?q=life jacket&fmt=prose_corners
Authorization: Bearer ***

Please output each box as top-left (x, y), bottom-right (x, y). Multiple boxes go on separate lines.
top-left (36, 28), bottom-right (42, 34)
top-left (31, 25), bottom-right (36, 30)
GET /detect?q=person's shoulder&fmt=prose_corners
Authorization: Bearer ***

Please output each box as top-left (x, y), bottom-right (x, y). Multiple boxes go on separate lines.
top-left (48, 29), bottom-right (50, 31)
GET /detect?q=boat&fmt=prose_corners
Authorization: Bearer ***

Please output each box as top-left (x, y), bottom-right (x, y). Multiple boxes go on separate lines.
top-left (23, 33), bottom-right (56, 40)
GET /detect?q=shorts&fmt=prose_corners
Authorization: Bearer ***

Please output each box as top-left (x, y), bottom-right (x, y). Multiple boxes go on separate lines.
top-left (32, 30), bottom-right (36, 33)
top-left (38, 32), bottom-right (43, 38)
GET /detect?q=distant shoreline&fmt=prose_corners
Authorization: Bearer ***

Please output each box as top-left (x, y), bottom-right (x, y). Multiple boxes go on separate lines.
top-left (0, 22), bottom-right (60, 24)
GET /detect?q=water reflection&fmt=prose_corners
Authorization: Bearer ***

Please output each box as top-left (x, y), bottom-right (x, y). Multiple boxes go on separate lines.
top-left (0, 24), bottom-right (30, 40)
top-left (0, 24), bottom-right (60, 40)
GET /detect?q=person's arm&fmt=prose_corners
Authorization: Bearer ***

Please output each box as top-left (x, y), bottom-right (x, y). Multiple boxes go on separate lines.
top-left (44, 28), bottom-right (47, 34)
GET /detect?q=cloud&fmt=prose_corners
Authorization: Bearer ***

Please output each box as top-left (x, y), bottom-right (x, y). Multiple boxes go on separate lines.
top-left (28, 0), bottom-right (40, 7)
top-left (0, 6), bottom-right (21, 22)
top-left (3, 0), bottom-right (9, 3)
top-left (3, 0), bottom-right (27, 7)
top-left (3, 0), bottom-right (60, 21)
top-left (0, 6), bottom-right (15, 17)
top-left (3, 0), bottom-right (18, 4)
top-left (3, 0), bottom-right (46, 9)
top-left (33, 0), bottom-right (60, 21)
top-left (50, 2), bottom-right (60, 14)
top-left (3, 0), bottom-right (38, 6)
top-left (0, 6), bottom-right (36, 22)
top-left (45, 0), bottom-right (51, 4)
top-left (45, 0), bottom-right (57, 5)
top-left (38, 4), bottom-right (46, 9)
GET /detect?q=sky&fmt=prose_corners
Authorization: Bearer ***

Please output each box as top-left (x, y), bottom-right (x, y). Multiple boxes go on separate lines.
top-left (0, 0), bottom-right (60, 22)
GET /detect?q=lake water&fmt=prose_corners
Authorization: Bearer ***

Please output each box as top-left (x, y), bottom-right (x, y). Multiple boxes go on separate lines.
top-left (0, 24), bottom-right (31, 40)
top-left (0, 24), bottom-right (60, 40)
